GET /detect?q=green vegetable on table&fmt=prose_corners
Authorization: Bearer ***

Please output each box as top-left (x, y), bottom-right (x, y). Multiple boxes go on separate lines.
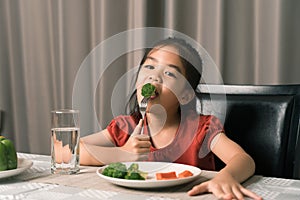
top-left (141, 83), bottom-right (156, 98)
top-left (0, 136), bottom-right (18, 171)
top-left (102, 162), bottom-right (147, 180)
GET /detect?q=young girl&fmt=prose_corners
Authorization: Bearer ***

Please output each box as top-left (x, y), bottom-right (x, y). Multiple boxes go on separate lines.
top-left (79, 38), bottom-right (262, 200)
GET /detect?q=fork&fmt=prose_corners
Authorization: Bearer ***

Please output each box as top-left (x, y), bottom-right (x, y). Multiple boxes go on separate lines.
top-left (139, 97), bottom-right (149, 134)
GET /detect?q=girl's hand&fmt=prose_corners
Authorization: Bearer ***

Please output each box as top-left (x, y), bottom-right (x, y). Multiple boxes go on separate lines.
top-left (120, 119), bottom-right (151, 161)
top-left (188, 171), bottom-right (262, 200)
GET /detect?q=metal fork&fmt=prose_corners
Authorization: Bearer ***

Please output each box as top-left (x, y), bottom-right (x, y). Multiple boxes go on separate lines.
top-left (139, 97), bottom-right (149, 134)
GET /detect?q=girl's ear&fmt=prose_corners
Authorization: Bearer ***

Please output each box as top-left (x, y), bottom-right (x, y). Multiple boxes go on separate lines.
top-left (179, 89), bottom-right (195, 105)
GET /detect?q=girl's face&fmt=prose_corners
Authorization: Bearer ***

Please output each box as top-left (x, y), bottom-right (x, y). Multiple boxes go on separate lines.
top-left (136, 45), bottom-right (191, 114)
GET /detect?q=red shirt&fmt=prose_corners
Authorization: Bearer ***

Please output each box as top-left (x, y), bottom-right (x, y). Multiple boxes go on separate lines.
top-left (107, 111), bottom-right (224, 171)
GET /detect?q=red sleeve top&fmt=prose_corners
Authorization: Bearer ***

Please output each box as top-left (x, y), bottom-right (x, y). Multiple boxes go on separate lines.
top-left (107, 111), bottom-right (224, 171)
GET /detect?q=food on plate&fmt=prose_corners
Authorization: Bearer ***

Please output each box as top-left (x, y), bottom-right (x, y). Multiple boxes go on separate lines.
top-left (0, 136), bottom-right (18, 171)
top-left (141, 83), bottom-right (156, 98)
top-left (102, 162), bottom-right (148, 180)
top-left (156, 170), bottom-right (194, 180)
top-left (125, 163), bottom-right (147, 180)
top-left (102, 162), bottom-right (127, 178)
top-left (101, 162), bottom-right (194, 181)
top-left (156, 171), bottom-right (178, 180)
top-left (178, 170), bottom-right (194, 178)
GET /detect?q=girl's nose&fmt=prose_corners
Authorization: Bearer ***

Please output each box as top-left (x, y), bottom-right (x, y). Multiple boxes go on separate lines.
top-left (148, 74), bottom-right (162, 83)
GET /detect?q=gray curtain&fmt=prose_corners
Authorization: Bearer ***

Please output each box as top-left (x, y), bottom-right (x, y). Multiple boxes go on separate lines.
top-left (0, 0), bottom-right (299, 154)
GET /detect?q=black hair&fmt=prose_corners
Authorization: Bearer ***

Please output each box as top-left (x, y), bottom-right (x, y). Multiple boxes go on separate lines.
top-left (125, 37), bottom-right (203, 118)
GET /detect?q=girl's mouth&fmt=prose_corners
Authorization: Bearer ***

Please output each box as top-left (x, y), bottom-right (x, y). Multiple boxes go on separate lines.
top-left (150, 90), bottom-right (159, 100)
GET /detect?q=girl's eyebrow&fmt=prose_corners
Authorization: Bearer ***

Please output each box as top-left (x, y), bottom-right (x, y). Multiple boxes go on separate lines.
top-left (146, 56), bottom-right (183, 74)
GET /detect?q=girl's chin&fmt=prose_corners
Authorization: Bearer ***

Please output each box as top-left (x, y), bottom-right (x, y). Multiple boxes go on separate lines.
top-left (147, 104), bottom-right (167, 116)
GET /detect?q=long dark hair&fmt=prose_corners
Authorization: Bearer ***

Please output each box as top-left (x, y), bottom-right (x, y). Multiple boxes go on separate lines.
top-left (126, 37), bottom-right (203, 118)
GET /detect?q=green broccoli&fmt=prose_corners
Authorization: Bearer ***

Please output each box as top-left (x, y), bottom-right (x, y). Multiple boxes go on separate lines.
top-left (128, 163), bottom-right (139, 171)
top-left (141, 83), bottom-right (156, 98)
top-left (125, 171), bottom-right (144, 180)
top-left (102, 162), bottom-right (148, 180)
top-left (124, 163), bottom-right (147, 180)
top-left (102, 162), bottom-right (127, 178)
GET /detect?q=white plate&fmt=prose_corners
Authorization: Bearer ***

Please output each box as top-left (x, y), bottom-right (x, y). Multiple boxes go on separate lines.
top-left (96, 162), bottom-right (201, 188)
top-left (0, 158), bottom-right (33, 179)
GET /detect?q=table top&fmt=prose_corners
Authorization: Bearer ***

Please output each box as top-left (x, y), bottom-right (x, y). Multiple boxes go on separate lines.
top-left (0, 153), bottom-right (300, 200)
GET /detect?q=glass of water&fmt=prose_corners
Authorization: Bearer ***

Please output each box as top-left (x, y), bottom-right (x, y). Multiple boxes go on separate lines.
top-left (51, 109), bottom-right (80, 174)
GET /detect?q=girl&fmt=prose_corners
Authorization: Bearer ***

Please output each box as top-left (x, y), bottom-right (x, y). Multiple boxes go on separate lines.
top-left (80, 38), bottom-right (262, 200)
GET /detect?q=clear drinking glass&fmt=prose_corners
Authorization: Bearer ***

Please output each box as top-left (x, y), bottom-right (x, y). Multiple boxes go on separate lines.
top-left (51, 109), bottom-right (80, 174)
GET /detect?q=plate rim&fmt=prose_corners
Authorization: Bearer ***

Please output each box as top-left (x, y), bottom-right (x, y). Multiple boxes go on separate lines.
top-left (0, 158), bottom-right (33, 179)
top-left (96, 161), bottom-right (202, 188)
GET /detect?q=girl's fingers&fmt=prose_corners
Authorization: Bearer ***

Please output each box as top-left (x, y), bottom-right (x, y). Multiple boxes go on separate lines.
top-left (136, 134), bottom-right (150, 141)
top-left (131, 119), bottom-right (143, 136)
top-left (188, 183), bottom-right (208, 196)
top-left (136, 147), bottom-right (150, 153)
top-left (240, 187), bottom-right (263, 200)
top-left (188, 180), bottom-right (262, 200)
top-left (188, 182), bottom-right (227, 199)
top-left (219, 185), bottom-right (234, 199)
top-left (211, 187), bottom-right (233, 200)
top-left (137, 140), bottom-right (151, 147)
top-left (231, 185), bottom-right (244, 200)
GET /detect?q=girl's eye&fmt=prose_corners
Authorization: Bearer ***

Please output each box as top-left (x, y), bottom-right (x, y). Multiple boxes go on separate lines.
top-left (165, 71), bottom-right (177, 78)
top-left (143, 65), bottom-right (154, 69)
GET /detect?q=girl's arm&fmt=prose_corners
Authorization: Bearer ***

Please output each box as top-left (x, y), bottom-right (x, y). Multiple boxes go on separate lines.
top-left (188, 133), bottom-right (262, 200)
top-left (211, 133), bottom-right (255, 182)
top-left (79, 129), bottom-right (116, 166)
top-left (79, 120), bottom-right (151, 166)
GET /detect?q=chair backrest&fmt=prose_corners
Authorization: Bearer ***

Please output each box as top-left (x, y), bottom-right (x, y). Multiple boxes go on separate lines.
top-left (196, 84), bottom-right (300, 179)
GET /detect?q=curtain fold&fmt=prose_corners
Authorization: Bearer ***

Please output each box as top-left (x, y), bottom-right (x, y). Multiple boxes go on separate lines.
top-left (0, 0), bottom-right (299, 154)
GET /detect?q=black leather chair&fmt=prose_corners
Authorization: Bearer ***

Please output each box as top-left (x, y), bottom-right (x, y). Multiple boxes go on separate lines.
top-left (196, 84), bottom-right (300, 179)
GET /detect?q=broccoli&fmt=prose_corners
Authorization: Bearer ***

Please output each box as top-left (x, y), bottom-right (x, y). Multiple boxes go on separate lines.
top-left (141, 83), bottom-right (156, 98)
top-left (128, 163), bottom-right (139, 171)
top-left (125, 163), bottom-right (147, 180)
top-left (102, 162), bottom-right (148, 180)
top-left (102, 162), bottom-right (127, 178)
top-left (125, 171), bottom-right (144, 180)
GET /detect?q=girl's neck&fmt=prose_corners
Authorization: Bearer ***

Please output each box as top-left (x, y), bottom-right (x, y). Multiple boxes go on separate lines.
top-left (146, 107), bottom-right (180, 135)
top-left (146, 109), bottom-right (180, 149)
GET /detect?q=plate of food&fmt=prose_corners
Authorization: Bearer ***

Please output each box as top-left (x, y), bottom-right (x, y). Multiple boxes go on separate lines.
top-left (0, 158), bottom-right (33, 179)
top-left (96, 162), bottom-right (201, 188)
